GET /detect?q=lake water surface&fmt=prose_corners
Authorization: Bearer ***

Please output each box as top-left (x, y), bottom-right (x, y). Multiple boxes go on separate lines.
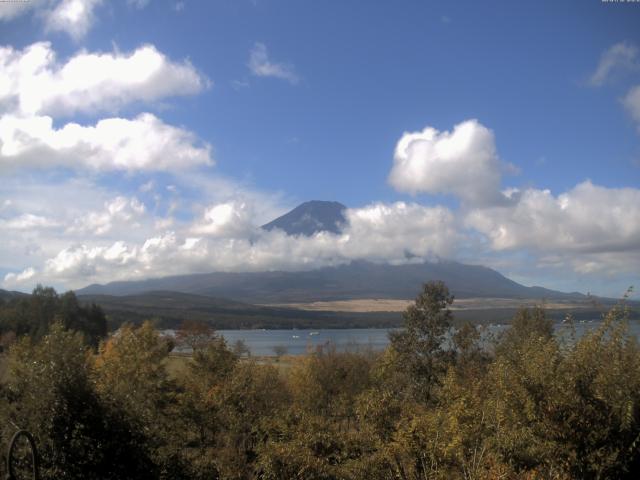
top-left (167, 319), bottom-right (640, 356)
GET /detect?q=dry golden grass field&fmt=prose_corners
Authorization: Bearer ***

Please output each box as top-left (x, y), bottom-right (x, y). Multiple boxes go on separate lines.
top-left (262, 297), bottom-right (594, 313)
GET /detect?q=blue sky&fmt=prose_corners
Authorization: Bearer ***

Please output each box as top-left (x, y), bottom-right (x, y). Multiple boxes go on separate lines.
top-left (0, 0), bottom-right (639, 297)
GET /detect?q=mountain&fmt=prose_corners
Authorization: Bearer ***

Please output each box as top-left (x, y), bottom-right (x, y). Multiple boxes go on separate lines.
top-left (77, 201), bottom-right (589, 304)
top-left (262, 200), bottom-right (347, 236)
top-left (0, 288), bottom-right (28, 302)
top-left (77, 260), bottom-right (586, 304)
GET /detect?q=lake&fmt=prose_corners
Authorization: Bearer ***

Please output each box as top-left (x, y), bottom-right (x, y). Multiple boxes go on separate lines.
top-left (165, 319), bottom-right (640, 356)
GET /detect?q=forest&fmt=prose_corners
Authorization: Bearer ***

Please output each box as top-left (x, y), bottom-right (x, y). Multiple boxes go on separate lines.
top-left (0, 282), bottom-right (639, 479)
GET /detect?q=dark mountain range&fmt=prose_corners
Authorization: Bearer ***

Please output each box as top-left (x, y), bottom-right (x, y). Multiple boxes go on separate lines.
top-left (77, 260), bottom-right (586, 304)
top-left (0, 289), bottom-right (28, 302)
top-left (262, 200), bottom-right (347, 236)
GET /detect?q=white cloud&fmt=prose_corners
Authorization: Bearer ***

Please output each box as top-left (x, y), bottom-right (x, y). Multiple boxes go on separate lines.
top-left (0, 170), bottom-right (290, 286)
top-left (44, 0), bottom-right (103, 39)
top-left (465, 181), bottom-right (640, 274)
top-left (624, 85), bottom-right (640, 128)
top-left (139, 180), bottom-right (155, 193)
top-left (69, 196), bottom-right (146, 236)
top-left (191, 201), bottom-right (255, 237)
top-left (2, 179), bottom-right (638, 292)
top-left (0, 112), bottom-right (213, 172)
top-left (0, 177), bottom-right (157, 272)
top-left (171, 170), bottom-right (290, 227)
top-left (0, 42), bottom-right (209, 117)
top-left (1, 213), bottom-right (59, 230)
top-left (589, 42), bottom-right (638, 86)
top-left (0, 0), bottom-right (104, 39)
top-left (4, 268), bottom-right (36, 284)
top-left (248, 43), bottom-right (299, 84)
top-left (389, 119), bottom-right (507, 206)
top-left (0, 0), bottom-right (43, 20)
top-left (341, 202), bottom-right (456, 261)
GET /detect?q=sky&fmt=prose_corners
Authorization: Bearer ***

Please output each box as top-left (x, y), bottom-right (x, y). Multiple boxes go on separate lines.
top-left (0, 0), bottom-right (639, 298)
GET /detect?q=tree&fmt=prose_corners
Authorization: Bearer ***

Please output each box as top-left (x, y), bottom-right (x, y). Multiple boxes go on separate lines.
top-left (1, 323), bottom-right (155, 479)
top-left (57, 291), bottom-right (107, 347)
top-left (232, 338), bottom-right (251, 358)
top-left (498, 306), bottom-right (553, 351)
top-left (0, 286), bottom-right (107, 348)
top-left (175, 319), bottom-right (217, 351)
top-left (259, 346), bottom-right (377, 479)
top-left (176, 337), bottom-right (239, 479)
top-left (212, 362), bottom-right (289, 479)
top-left (273, 345), bottom-right (288, 361)
top-left (20, 285), bottom-right (58, 341)
top-left (389, 280), bottom-right (454, 401)
top-left (488, 305), bottom-right (640, 478)
top-left (94, 322), bottom-right (177, 477)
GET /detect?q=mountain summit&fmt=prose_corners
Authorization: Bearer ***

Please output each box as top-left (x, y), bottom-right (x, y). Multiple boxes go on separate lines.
top-left (262, 200), bottom-right (347, 236)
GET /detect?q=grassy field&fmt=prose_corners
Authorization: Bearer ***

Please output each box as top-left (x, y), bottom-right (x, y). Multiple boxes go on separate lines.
top-left (262, 297), bottom-right (609, 313)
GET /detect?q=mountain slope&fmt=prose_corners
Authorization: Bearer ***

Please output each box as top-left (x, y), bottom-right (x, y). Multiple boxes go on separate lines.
top-left (77, 260), bottom-right (585, 303)
top-left (0, 289), bottom-right (29, 301)
top-left (262, 200), bottom-right (347, 236)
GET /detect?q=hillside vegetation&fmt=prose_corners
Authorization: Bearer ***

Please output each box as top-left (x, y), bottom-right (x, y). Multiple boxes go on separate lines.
top-left (0, 282), bottom-right (639, 479)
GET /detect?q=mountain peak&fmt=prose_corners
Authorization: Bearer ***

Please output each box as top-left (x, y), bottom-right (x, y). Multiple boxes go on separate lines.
top-left (262, 200), bottom-right (347, 236)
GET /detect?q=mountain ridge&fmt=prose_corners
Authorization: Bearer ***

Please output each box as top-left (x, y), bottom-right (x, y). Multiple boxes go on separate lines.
top-left (76, 259), bottom-right (586, 303)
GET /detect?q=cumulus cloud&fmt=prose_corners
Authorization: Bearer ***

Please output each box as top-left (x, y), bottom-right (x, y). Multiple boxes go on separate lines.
top-left (4, 268), bottom-right (36, 285)
top-left (342, 202), bottom-right (456, 261)
top-left (248, 43), bottom-right (299, 84)
top-left (191, 201), bottom-right (255, 237)
top-left (44, 0), bottom-right (103, 39)
top-left (0, 112), bottom-right (213, 172)
top-left (465, 181), bottom-right (640, 274)
top-left (0, 42), bottom-right (212, 172)
top-left (0, 42), bottom-right (209, 117)
top-left (389, 119), bottom-right (507, 206)
top-left (0, 176), bottom-right (156, 267)
top-left (589, 42), bottom-right (638, 86)
top-left (68, 197), bottom-right (146, 236)
top-left (0, 0), bottom-right (103, 39)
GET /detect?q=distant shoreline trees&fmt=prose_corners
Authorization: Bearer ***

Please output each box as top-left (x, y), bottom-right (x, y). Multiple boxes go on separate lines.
top-left (0, 285), bottom-right (107, 349)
